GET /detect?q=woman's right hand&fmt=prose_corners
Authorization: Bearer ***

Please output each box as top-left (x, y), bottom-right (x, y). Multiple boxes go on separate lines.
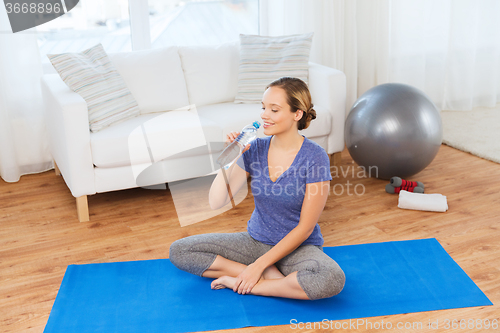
top-left (226, 131), bottom-right (251, 154)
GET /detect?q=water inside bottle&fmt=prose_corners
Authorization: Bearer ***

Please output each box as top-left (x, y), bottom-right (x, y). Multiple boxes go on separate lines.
top-left (216, 121), bottom-right (260, 169)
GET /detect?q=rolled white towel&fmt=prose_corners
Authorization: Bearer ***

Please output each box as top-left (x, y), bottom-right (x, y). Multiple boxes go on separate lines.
top-left (398, 190), bottom-right (448, 212)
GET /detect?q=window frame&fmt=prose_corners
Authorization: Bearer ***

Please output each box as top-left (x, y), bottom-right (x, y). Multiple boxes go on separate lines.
top-left (129, 0), bottom-right (151, 50)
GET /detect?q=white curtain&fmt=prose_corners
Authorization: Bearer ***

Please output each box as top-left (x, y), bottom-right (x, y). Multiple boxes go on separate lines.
top-left (260, 0), bottom-right (358, 112)
top-left (260, 0), bottom-right (500, 113)
top-left (0, 6), bottom-right (53, 183)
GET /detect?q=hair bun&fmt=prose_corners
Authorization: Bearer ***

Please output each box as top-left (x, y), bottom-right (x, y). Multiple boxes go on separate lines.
top-left (307, 106), bottom-right (317, 121)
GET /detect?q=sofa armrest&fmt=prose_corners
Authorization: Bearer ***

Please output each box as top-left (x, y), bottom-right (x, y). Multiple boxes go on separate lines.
top-left (308, 62), bottom-right (347, 154)
top-left (41, 74), bottom-right (96, 198)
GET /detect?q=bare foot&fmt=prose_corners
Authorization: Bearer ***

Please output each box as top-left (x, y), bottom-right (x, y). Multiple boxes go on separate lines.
top-left (211, 268), bottom-right (282, 293)
top-left (211, 276), bottom-right (237, 290)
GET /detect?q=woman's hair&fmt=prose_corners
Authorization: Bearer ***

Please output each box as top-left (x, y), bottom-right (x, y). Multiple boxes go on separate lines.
top-left (266, 77), bottom-right (316, 131)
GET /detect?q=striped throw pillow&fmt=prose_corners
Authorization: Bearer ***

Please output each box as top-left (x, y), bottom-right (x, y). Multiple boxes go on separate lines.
top-left (234, 33), bottom-right (313, 104)
top-left (48, 44), bottom-right (140, 132)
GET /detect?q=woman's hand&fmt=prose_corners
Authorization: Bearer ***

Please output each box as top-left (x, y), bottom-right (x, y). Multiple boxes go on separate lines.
top-left (226, 131), bottom-right (251, 154)
top-left (233, 262), bottom-right (265, 295)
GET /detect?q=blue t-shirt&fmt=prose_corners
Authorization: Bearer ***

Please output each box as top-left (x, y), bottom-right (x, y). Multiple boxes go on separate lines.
top-left (236, 135), bottom-right (332, 246)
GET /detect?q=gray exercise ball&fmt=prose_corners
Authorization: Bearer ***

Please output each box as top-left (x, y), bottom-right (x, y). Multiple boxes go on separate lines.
top-left (345, 83), bottom-right (442, 180)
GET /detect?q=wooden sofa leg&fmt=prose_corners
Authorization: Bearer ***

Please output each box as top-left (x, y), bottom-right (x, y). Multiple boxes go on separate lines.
top-left (54, 160), bottom-right (61, 176)
top-left (76, 195), bottom-right (89, 222)
top-left (330, 152), bottom-right (342, 168)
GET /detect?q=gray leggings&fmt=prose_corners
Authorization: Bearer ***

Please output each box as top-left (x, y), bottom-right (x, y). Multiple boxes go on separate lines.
top-left (169, 232), bottom-right (345, 300)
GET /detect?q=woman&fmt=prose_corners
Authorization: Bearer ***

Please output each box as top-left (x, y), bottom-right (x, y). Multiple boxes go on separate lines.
top-left (169, 77), bottom-right (345, 300)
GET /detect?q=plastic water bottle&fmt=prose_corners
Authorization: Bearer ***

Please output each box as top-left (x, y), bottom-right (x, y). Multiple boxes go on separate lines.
top-left (216, 121), bottom-right (261, 169)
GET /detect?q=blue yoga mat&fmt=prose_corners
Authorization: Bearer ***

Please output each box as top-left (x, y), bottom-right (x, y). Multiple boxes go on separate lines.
top-left (44, 238), bottom-right (492, 333)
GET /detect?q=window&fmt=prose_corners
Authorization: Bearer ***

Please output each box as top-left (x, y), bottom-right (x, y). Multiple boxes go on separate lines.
top-left (37, 0), bottom-right (132, 57)
top-left (37, 0), bottom-right (259, 68)
top-left (149, 0), bottom-right (259, 48)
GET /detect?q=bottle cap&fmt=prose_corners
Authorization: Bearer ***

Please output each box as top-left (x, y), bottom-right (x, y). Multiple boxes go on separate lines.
top-left (252, 121), bottom-right (261, 129)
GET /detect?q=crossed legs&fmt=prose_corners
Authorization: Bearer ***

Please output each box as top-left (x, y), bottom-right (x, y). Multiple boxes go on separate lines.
top-left (203, 255), bottom-right (309, 300)
top-left (169, 232), bottom-right (345, 301)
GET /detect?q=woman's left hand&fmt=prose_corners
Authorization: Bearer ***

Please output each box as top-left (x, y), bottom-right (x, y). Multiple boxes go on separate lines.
top-left (233, 262), bottom-right (265, 295)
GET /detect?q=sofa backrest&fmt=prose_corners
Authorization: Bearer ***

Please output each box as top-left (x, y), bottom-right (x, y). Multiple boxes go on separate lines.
top-left (178, 41), bottom-right (239, 108)
top-left (108, 42), bottom-right (241, 115)
top-left (108, 46), bottom-right (191, 115)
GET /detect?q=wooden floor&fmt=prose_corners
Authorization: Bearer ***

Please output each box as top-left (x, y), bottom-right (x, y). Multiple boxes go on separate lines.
top-left (1, 144), bottom-right (499, 332)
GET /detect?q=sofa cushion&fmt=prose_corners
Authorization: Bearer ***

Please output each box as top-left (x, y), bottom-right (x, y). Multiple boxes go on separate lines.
top-left (196, 102), bottom-right (331, 140)
top-left (90, 109), bottom-right (222, 168)
top-left (47, 43), bottom-right (141, 132)
top-left (178, 42), bottom-right (239, 107)
top-left (108, 46), bottom-right (190, 115)
top-left (234, 33), bottom-right (313, 103)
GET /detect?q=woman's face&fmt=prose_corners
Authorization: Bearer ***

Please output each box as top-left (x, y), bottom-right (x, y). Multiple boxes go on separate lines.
top-left (261, 86), bottom-right (302, 136)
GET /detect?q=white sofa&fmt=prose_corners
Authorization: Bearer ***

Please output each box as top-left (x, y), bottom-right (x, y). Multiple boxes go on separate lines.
top-left (41, 42), bottom-right (347, 222)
